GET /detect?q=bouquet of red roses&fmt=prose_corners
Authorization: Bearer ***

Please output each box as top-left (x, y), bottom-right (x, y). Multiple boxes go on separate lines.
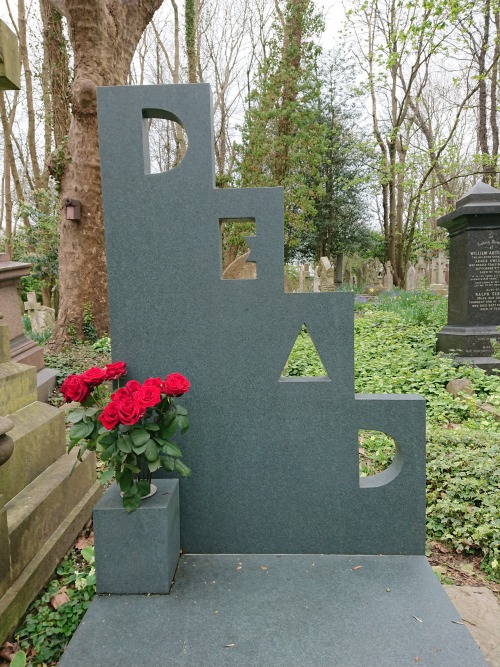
top-left (62, 362), bottom-right (191, 512)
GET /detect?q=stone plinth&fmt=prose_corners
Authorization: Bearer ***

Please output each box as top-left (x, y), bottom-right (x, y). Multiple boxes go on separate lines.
top-left (0, 254), bottom-right (44, 371)
top-left (93, 479), bottom-right (180, 595)
top-left (0, 255), bottom-right (57, 400)
top-left (437, 182), bottom-right (500, 373)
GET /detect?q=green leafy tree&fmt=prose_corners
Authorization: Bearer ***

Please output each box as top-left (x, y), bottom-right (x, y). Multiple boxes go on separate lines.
top-left (238, 0), bottom-right (327, 260)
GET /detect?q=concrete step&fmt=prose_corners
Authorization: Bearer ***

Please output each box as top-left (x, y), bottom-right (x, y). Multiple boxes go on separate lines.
top-left (0, 401), bottom-right (66, 503)
top-left (6, 449), bottom-right (98, 581)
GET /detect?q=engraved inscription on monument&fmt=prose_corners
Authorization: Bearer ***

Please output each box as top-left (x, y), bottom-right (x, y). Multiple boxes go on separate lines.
top-left (468, 232), bottom-right (500, 314)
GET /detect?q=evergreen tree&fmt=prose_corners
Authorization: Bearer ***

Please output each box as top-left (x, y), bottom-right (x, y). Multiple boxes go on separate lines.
top-left (238, 0), bottom-right (326, 260)
top-left (297, 55), bottom-right (372, 264)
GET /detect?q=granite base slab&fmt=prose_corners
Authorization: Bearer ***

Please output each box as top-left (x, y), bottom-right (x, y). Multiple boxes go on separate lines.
top-left (58, 554), bottom-right (487, 667)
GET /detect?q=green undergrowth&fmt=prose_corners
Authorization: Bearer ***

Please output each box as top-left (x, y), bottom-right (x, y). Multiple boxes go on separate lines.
top-left (44, 342), bottom-right (111, 406)
top-left (14, 544), bottom-right (95, 665)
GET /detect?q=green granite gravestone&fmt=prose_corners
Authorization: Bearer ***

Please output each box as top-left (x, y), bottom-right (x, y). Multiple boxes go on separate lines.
top-left (58, 84), bottom-right (488, 666)
top-left (96, 83), bottom-right (425, 556)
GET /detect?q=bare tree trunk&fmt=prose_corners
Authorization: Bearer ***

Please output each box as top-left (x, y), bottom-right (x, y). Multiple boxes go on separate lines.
top-left (18, 0), bottom-right (46, 190)
top-left (185, 0), bottom-right (198, 82)
top-left (478, 0), bottom-right (491, 181)
top-left (49, 0), bottom-right (163, 348)
top-left (40, 0), bottom-right (71, 153)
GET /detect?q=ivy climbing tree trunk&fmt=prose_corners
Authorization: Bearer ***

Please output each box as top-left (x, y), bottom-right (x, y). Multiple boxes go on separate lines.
top-left (48, 0), bottom-right (164, 348)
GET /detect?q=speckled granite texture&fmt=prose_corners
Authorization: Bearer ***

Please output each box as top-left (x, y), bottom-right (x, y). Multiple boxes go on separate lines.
top-left (97, 83), bottom-right (426, 555)
top-left (58, 554), bottom-right (488, 667)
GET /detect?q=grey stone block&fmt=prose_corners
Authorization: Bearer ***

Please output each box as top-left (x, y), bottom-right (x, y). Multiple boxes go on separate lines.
top-left (93, 479), bottom-right (179, 594)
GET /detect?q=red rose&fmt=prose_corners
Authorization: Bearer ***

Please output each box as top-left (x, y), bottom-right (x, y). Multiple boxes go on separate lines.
top-left (143, 377), bottom-right (163, 391)
top-left (99, 401), bottom-right (121, 430)
top-left (61, 375), bottom-right (91, 403)
top-left (104, 361), bottom-right (127, 380)
top-left (134, 384), bottom-right (162, 410)
top-left (163, 373), bottom-right (190, 396)
top-left (111, 387), bottom-right (130, 402)
top-left (118, 397), bottom-right (145, 425)
top-left (81, 367), bottom-right (107, 387)
top-left (125, 380), bottom-right (141, 395)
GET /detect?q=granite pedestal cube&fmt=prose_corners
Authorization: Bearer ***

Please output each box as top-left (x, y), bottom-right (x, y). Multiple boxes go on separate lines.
top-left (93, 479), bottom-right (179, 595)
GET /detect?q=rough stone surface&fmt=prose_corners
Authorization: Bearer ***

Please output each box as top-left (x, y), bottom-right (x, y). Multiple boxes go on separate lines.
top-left (0, 480), bottom-right (103, 643)
top-left (446, 378), bottom-right (474, 398)
top-left (0, 325), bottom-right (10, 364)
top-left (0, 415), bottom-right (14, 435)
top-left (0, 496), bottom-right (11, 599)
top-left (58, 554), bottom-right (487, 667)
top-left (445, 586), bottom-right (500, 667)
top-left (6, 450), bottom-right (97, 581)
top-left (478, 403), bottom-right (500, 422)
top-left (0, 435), bottom-right (14, 466)
top-left (93, 479), bottom-right (180, 595)
top-left (0, 401), bottom-right (66, 503)
top-left (0, 362), bottom-right (37, 415)
top-left (97, 83), bottom-right (426, 555)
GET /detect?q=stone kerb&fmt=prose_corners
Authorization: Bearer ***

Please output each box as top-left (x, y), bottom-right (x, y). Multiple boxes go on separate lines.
top-left (0, 313), bottom-right (102, 642)
top-left (97, 83), bottom-right (426, 557)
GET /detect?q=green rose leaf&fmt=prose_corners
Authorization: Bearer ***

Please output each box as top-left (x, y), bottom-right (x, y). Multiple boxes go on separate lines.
top-left (132, 443), bottom-right (148, 455)
top-left (176, 415), bottom-right (189, 434)
top-left (144, 423), bottom-right (160, 431)
top-left (66, 408), bottom-right (85, 423)
top-left (136, 480), bottom-right (150, 497)
top-left (69, 421), bottom-right (95, 442)
top-left (100, 445), bottom-right (116, 461)
top-left (148, 459), bottom-right (161, 472)
top-left (98, 468), bottom-right (115, 485)
top-left (159, 420), bottom-right (177, 440)
top-left (131, 428), bottom-right (150, 447)
top-left (164, 441), bottom-right (182, 458)
top-left (117, 436), bottom-right (132, 454)
top-left (176, 405), bottom-right (188, 416)
top-left (98, 433), bottom-right (117, 447)
top-left (123, 493), bottom-right (141, 513)
top-left (144, 440), bottom-right (159, 462)
top-left (116, 468), bottom-right (133, 492)
top-left (174, 459), bottom-right (192, 477)
top-left (160, 456), bottom-right (175, 472)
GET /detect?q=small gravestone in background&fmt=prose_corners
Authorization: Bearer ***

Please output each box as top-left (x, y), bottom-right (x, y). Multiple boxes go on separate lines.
top-left (24, 291), bottom-right (55, 335)
top-left (437, 181), bottom-right (500, 373)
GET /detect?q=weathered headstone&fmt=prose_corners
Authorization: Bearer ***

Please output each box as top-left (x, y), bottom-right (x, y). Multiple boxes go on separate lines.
top-left (317, 256), bottom-right (335, 291)
top-left (437, 181), bottom-right (500, 373)
top-left (406, 263), bottom-right (417, 291)
top-left (24, 291), bottom-right (55, 335)
top-left (384, 260), bottom-right (394, 290)
top-left (0, 255), bottom-right (57, 401)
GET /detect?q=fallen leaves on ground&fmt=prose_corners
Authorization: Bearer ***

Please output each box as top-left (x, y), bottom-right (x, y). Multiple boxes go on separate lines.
top-left (50, 586), bottom-right (70, 609)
